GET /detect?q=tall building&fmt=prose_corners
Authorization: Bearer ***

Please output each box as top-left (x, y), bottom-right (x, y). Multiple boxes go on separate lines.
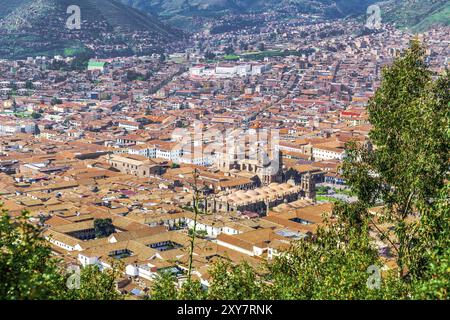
top-left (216, 141), bottom-right (283, 186)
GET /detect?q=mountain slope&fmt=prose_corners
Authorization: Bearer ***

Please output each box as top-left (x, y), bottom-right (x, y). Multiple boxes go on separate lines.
top-left (121, 0), bottom-right (449, 32)
top-left (380, 0), bottom-right (450, 32)
top-left (0, 0), bottom-right (182, 59)
top-left (121, 0), bottom-right (378, 30)
top-left (121, 0), bottom-right (377, 16)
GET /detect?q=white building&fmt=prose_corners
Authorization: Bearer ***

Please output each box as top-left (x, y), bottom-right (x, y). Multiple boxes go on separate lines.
top-left (215, 64), bottom-right (236, 77)
top-left (190, 65), bottom-right (206, 76)
top-left (0, 120), bottom-right (37, 135)
top-left (312, 145), bottom-right (345, 161)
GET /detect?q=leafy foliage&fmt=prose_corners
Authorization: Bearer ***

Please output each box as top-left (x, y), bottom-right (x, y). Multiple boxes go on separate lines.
top-left (343, 39), bottom-right (449, 280)
top-left (151, 40), bottom-right (449, 300)
top-left (64, 263), bottom-right (123, 300)
top-left (94, 218), bottom-right (116, 238)
top-left (1, 40), bottom-right (448, 301)
top-left (0, 209), bottom-right (123, 300)
top-left (149, 271), bottom-right (206, 300)
top-left (208, 260), bottom-right (263, 300)
top-left (0, 210), bottom-right (65, 300)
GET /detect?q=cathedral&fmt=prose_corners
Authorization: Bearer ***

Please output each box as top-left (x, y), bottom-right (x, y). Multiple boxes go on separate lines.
top-left (201, 143), bottom-right (316, 216)
top-left (216, 141), bottom-right (283, 186)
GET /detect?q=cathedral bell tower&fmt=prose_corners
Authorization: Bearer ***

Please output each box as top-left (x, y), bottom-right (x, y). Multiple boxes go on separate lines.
top-left (301, 172), bottom-right (316, 200)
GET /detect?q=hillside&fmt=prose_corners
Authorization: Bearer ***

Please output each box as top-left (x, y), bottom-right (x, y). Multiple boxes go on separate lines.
top-left (380, 0), bottom-right (450, 32)
top-left (0, 0), bottom-right (29, 19)
top-left (121, 0), bottom-right (378, 30)
top-left (121, 0), bottom-right (377, 16)
top-left (0, 0), bottom-right (182, 59)
top-left (120, 0), bottom-right (449, 32)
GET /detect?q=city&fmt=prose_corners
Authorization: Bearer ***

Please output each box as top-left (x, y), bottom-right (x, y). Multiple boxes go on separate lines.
top-left (0, 0), bottom-right (448, 305)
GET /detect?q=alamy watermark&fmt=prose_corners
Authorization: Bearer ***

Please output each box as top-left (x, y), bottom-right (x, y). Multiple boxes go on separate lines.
top-left (66, 5), bottom-right (81, 30)
top-left (366, 265), bottom-right (381, 290)
top-left (366, 5), bottom-right (382, 30)
top-left (66, 265), bottom-right (81, 290)
top-left (170, 121), bottom-right (281, 175)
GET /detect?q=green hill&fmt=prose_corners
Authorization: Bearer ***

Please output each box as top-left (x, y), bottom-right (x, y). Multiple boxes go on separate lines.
top-left (0, 0), bottom-right (181, 59)
top-left (120, 0), bottom-right (449, 32)
top-left (0, 0), bottom-right (29, 18)
top-left (380, 0), bottom-right (450, 32)
top-left (121, 0), bottom-right (378, 30)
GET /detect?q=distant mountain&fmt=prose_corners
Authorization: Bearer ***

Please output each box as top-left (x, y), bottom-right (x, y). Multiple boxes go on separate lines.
top-left (380, 0), bottom-right (450, 32)
top-left (0, 0), bottom-right (182, 59)
top-left (120, 0), bottom-right (449, 32)
top-left (120, 0), bottom-right (376, 16)
top-left (121, 0), bottom-right (378, 30)
top-left (0, 0), bottom-right (29, 19)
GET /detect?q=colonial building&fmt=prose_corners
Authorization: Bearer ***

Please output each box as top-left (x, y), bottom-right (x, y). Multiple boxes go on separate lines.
top-left (216, 143), bottom-right (283, 186)
top-left (108, 154), bottom-right (168, 178)
top-left (203, 176), bottom-right (315, 216)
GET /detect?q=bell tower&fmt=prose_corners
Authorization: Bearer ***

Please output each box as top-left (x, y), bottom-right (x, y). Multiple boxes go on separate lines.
top-left (301, 172), bottom-right (316, 200)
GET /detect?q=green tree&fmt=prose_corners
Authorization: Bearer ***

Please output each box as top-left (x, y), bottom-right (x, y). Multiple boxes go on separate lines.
top-left (64, 262), bottom-right (123, 300)
top-left (149, 271), bottom-right (178, 300)
top-left (261, 205), bottom-right (407, 300)
top-left (0, 210), bottom-right (65, 300)
top-left (208, 260), bottom-right (263, 300)
top-left (31, 111), bottom-right (42, 119)
top-left (94, 218), bottom-right (115, 238)
top-left (25, 80), bottom-right (34, 90)
top-left (239, 41), bottom-right (249, 51)
top-left (342, 40), bottom-right (449, 280)
top-left (204, 51), bottom-right (216, 60)
top-left (178, 280), bottom-right (207, 300)
top-left (51, 97), bottom-right (62, 105)
top-left (224, 46), bottom-right (235, 55)
top-left (167, 40), bottom-right (449, 301)
top-left (149, 271), bottom-right (207, 300)
top-left (0, 208), bottom-right (124, 300)
top-left (188, 228), bottom-right (208, 239)
top-left (70, 52), bottom-right (92, 71)
top-left (410, 184), bottom-right (450, 299)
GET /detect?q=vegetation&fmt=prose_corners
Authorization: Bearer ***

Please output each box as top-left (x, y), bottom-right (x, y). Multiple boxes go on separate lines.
top-left (64, 263), bottom-right (123, 300)
top-left (70, 52), bottom-right (93, 71)
top-left (224, 46), bottom-right (235, 55)
top-left (150, 40), bottom-right (449, 300)
top-left (94, 218), bottom-right (116, 238)
top-left (0, 209), bottom-right (123, 300)
top-left (240, 49), bottom-right (312, 61)
top-left (50, 97), bottom-right (63, 105)
top-left (148, 271), bottom-right (206, 300)
top-left (223, 54), bottom-right (240, 61)
top-left (0, 41), bottom-right (448, 300)
top-left (188, 228), bottom-right (208, 239)
top-left (344, 40), bottom-right (449, 281)
top-left (316, 186), bottom-right (330, 195)
top-left (315, 195), bottom-right (341, 203)
top-left (122, 0), bottom-right (378, 31)
top-left (204, 51), bottom-right (216, 61)
top-left (31, 111), bottom-right (42, 119)
top-left (382, 0), bottom-right (450, 32)
top-left (0, 211), bottom-right (66, 299)
top-left (0, 0), bottom-right (180, 59)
